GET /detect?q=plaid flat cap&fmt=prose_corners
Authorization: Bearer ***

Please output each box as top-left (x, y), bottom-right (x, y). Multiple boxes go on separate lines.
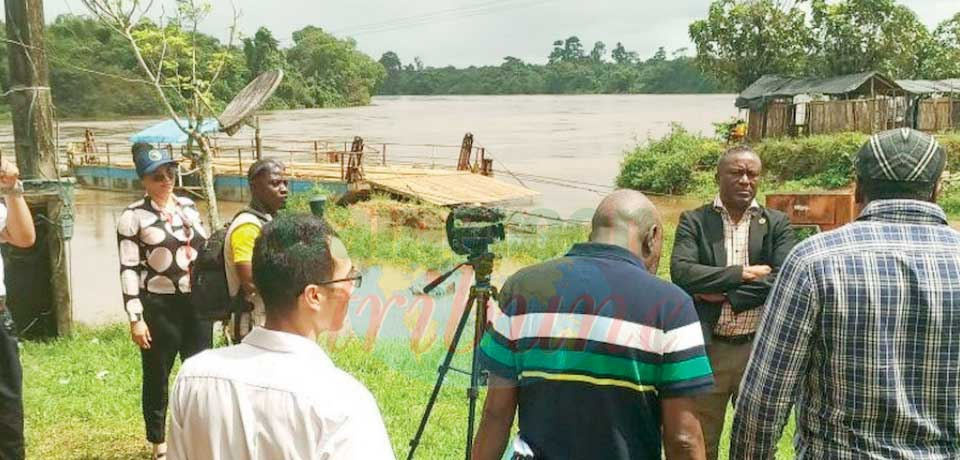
top-left (856, 128), bottom-right (945, 184)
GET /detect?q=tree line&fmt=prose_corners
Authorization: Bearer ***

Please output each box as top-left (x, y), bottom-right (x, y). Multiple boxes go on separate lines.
top-left (690, 0), bottom-right (960, 91)
top-left (377, 37), bottom-right (727, 95)
top-left (0, 16), bottom-right (385, 118)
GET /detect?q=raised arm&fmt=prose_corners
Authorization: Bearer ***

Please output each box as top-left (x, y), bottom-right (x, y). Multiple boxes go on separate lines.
top-left (0, 159), bottom-right (35, 248)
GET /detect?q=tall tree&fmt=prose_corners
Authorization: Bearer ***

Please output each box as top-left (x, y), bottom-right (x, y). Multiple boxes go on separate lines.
top-left (243, 26), bottom-right (283, 78)
top-left (285, 26), bottom-right (386, 107)
top-left (690, 0), bottom-right (812, 90)
top-left (611, 42), bottom-right (638, 65)
top-left (590, 41), bottom-right (607, 64)
top-left (810, 0), bottom-right (935, 78)
top-left (379, 51), bottom-right (402, 74)
top-left (922, 11), bottom-right (960, 79)
top-left (81, 0), bottom-right (244, 226)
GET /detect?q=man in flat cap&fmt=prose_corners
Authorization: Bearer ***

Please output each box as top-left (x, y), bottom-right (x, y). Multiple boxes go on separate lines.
top-left (730, 128), bottom-right (960, 459)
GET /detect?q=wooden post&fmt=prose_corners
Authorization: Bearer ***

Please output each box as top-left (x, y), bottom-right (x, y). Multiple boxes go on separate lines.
top-left (382, 144), bottom-right (387, 166)
top-left (5, 0), bottom-right (73, 337)
top-left (314, 141), bottom-right (319, 163)
top-left (255, 117), bottom-right (263, 160)
top-left (105, 143), bottom-right (111, 166)
top-left (237, 148), bottom-right (243, 175)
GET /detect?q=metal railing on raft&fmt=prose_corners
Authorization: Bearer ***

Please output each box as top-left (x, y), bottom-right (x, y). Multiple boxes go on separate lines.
top-left (60, 132), bottom-right (496, 183)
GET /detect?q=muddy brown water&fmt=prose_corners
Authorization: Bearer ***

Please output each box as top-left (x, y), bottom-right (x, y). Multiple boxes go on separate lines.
top-left (3, 95), bottom-right (734, 324)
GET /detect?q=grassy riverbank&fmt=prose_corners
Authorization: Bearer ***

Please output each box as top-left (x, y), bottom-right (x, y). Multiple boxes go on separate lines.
top-left (617, 126), bottom-right (960, 218)
top-left (22, 324), bottom-right (796, 459)
top-left (20, 193), bottom-right (803, 459)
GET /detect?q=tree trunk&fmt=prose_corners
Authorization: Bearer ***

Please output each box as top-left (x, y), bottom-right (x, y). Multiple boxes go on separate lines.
top-left (5, 0), bottom-right (73, 338)
top-left (196, 139), bottom-right (221, 229)
top-left (5, 0), bottom-right (57, 179)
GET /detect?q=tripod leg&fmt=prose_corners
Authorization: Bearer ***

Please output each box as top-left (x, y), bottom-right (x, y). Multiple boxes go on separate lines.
top-left (407, 292), bottom-right (477, 460)
top-left (465, 290), bottom-right (489, 460)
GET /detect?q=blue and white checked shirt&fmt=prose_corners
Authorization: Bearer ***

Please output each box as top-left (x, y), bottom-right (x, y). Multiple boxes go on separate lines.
top-left (731, 200), bottom-right (960, 460)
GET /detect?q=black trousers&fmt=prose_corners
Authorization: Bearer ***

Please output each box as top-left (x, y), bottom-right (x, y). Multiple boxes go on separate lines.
top-left (140, 293), bottom-right (212, 444)
top-left (0, 301), bottom-right (24, 460)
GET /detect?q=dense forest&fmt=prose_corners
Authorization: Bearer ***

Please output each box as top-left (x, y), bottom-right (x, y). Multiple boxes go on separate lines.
top-left (376, 39), bottom-right (726, 95)
top-left (691, 0), bottom-right (960, 91)
top-left (0, 0), bottom-right (958, 118)
top-left (0, 16), bottom-right (386, 118)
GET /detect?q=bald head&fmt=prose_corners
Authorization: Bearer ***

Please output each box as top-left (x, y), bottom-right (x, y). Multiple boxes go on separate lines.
top-left (590, 190), bottom-right (663, 273)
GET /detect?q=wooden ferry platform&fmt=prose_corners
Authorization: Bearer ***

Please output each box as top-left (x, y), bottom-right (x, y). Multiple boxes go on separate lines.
top-left (66, 134), bottom-right (539, 207)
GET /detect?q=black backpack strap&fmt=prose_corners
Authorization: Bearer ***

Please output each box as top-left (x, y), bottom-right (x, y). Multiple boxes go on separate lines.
top-left (235, 207), bottom-right (270, 224)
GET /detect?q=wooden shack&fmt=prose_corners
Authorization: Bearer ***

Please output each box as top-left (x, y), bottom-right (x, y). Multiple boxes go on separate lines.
top-left (738, 72), bottom-right (908, 141)
top-left (896, 79), bottom-right (960, 132)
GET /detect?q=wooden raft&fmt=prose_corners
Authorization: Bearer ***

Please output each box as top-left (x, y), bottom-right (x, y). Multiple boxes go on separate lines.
top-left (213, 159), bottom-right (539, 206)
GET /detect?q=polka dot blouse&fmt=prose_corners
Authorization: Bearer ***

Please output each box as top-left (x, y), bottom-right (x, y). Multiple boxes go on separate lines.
top-left (117, 195), bottom-right (208, 322)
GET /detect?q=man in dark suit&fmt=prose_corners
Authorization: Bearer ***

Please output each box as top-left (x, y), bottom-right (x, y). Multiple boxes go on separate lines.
top-left (670, 146), bottom-right (796, 460)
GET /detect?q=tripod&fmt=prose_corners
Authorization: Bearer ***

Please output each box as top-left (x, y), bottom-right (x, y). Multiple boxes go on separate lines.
top-left (407, 250), bottom-right (497, 460)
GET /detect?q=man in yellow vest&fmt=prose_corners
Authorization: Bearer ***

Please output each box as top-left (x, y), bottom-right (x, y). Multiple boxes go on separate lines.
top-left (225, 159), bottom-right (288, 340)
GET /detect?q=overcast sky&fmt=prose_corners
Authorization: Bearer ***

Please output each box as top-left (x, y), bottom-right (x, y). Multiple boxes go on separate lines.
top-left (8, 0), bottom-right (959, 67)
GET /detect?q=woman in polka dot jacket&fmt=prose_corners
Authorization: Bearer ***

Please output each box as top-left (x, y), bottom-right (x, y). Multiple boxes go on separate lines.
top-left (116, 142), bottom-right (212, 460)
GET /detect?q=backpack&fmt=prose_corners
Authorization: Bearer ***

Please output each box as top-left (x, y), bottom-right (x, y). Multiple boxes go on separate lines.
top-left (190, 208), bottom-right (269, 321)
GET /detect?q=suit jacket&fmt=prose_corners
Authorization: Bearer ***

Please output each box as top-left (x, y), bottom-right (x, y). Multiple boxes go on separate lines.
top-left (670, 203), bottom-right (797, 343)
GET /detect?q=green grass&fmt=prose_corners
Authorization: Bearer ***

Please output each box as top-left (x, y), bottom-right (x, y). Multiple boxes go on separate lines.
top-left (20, 192), bottom-right (815, 459)
top-left (22, 325), bottom-right (797, 459)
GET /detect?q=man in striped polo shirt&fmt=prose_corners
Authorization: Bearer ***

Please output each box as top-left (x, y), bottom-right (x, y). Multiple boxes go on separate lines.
top-left (472, 190), bottom-right (713, 460)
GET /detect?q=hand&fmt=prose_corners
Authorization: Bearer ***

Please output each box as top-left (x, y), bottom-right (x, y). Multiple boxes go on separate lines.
top-left (695, 293), bottom-right (727, 304)
top-left (130, 320), bottom-right (152, 349)
top-left (0, 159), bottom-right (19, 189)
top-left (742, 265), bottom-right (772, 282)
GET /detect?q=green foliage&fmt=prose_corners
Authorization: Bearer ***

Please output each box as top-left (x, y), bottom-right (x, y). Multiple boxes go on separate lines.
top-left (286, 26), bottom-right (386, 107)
top-left (691, 0), bottom-right (960, 87)
top-left (618, 128), bottom-right (960, 196)
top-left (0, 16), bottom-right (384, 118)
top-left (810, 0), bottom-right (936, 78)
top-left (616, 125), bottom-right (725, 195)
top-left (755, 133), bottom-right (868, 188)
top-left (927, 12), bottom-right (960, 80)
top-left (22, 323), bottom-right (796, 459)
top-left (377, 39), bottom-right (728, 96)
top-left (284, 188), bottom-right (586, 270)
top-left (689, 0), bottom-right (813, 90)
top-left (940, 132), bottom-right (960, 172)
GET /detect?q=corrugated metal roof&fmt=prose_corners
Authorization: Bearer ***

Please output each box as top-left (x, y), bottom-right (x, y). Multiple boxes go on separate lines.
top-left (737, 71), bottom-right (898, 109)
top-left (896, 79), bottom-right (960, 95)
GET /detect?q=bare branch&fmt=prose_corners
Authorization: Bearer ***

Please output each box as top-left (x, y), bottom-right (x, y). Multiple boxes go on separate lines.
top-left (207, 0), bottom-right (241, 89)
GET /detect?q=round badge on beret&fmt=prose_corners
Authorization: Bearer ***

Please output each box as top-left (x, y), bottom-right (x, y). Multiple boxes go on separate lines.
top-left (148, 150), bottom-right (163, 161)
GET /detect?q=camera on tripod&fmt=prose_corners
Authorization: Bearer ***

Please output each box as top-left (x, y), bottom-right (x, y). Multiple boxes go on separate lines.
top-left (407, 205), bottom-right (507, 460)
top-left (446, 206), bottom-right (506, 257)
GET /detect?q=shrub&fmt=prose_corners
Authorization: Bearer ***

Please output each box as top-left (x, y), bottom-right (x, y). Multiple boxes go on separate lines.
top-left (617, 124), bottom-right (725, 195)
top-left (755, 132), bottom-right (867, 188)
top-left (939, 132), bottom-right (960, 173)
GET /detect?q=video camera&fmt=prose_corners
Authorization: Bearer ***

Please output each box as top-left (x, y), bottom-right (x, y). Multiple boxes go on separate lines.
top-left (445, 206), bottom-right (506, 257)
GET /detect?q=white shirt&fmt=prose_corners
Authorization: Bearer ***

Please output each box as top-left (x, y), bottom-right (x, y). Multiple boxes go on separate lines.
top-left (169, 328), bottom-right (396, 460)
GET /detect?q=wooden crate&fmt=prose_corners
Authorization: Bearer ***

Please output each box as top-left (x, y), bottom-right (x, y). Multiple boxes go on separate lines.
top-left (766, 192), bottom-right (857, 232)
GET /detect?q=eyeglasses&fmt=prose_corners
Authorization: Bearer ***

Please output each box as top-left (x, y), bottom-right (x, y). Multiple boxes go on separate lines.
top-left (316, 266), bottom-right (363, 288)
top-left (148, 166), bottom-right (177, 183)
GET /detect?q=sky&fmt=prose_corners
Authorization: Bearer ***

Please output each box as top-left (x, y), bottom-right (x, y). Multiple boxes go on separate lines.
top-left (6, 0), bottom-right (958, 67)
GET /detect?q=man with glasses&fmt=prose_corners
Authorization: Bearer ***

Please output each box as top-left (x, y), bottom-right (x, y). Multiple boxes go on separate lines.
top-left (168, 214), bottom-right (394, 460)
top-left (224, 159), bottom-right (289, 340)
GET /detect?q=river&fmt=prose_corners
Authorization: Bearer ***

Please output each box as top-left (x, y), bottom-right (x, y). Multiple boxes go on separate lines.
top-left (2, 94), bottom-right (737, 325)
